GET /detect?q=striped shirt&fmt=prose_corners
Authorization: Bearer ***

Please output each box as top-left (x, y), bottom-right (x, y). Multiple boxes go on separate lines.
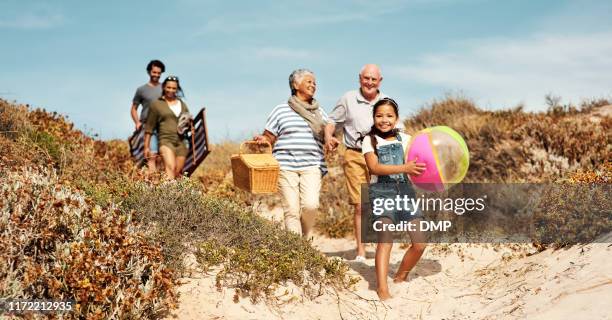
top-left (265, 103), bottom-right (328, 174)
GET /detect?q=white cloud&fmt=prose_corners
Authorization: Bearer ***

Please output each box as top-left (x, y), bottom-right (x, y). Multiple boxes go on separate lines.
top-left (189, 0), bottom-right (487, 37)
top-left (389, 32), bottom-right (612, 109)
top-left (197, 11), bottom-right (369, 35)
top-left (0, 12), bottom-right (64, 29)
top-left (192, 0), bottom-right (410, 36)
top-left (535, 1), bottom-right (612, 34)
top-left (253, 47), bottom-right (315, 60)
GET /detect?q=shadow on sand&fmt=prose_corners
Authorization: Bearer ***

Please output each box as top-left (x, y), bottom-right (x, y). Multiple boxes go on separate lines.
top-left (323, 248), bottom-right (442, 291)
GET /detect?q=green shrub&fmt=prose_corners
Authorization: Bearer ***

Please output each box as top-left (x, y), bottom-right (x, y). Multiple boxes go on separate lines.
top-left (120, 179), bottom-right (356, 302)
top-left (25, 130), bottom-right (64, 165)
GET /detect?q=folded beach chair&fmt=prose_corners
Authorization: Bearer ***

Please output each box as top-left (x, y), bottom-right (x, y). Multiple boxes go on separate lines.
top-left (182, 108), bottom-right (211, 176)
top-left (128, 126), bottom-right (146, 168)
top-left (128, 107), bottom-right (211, 177)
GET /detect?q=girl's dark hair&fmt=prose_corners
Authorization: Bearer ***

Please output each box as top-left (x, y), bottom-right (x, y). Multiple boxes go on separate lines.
top-left (161, 76), bottom-right (185, 98)
top-left (366, 98), bottom-right (400, 156)
top-left (146, 59), bottom-right (166, 73)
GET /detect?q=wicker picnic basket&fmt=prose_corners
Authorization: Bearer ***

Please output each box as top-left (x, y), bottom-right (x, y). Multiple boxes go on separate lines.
top-left (231, 141), bottom-right (279, 194)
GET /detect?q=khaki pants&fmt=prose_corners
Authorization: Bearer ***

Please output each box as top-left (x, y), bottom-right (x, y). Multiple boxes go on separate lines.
top-left (278, 167), bottom-right (321, 238)
top-left (343, 149), bottom-right (370, 205)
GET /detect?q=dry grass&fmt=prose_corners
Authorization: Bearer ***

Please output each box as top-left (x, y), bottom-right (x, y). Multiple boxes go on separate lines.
top-left (404, 95), bottom-right (611, 182)
top-left (0, 98), bottom-right (355, 314)
top-left (192, 141), bottom-right (238, 192)
top-left (401, 96), bottom-right (611, 248)
top-left (1, 99), bottom-right (176, 319)
top-left (200, 96), bottom-right (611, 239)
top-left (0, 168), bottom-right (176, 319)
top-left (2, 93), bottom-right (609, 317)
top-left (193, 139), bottom-right (355, 238)
top-left (533, 162), bottom-right (611, 248)
top-left (316, 149), bottom-right (355, 238)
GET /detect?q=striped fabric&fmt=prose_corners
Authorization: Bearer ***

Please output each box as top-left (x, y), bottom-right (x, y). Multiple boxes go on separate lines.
top-left (128, 128), bottom-right (146, 168)
top-left (181, 108), bottom-right (211, 176)
top-left (265, 103), bottom-right (327, 174)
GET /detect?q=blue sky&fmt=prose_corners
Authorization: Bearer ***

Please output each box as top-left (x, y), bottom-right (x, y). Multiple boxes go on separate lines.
top-left (1, 0), bottom-right (611, 141)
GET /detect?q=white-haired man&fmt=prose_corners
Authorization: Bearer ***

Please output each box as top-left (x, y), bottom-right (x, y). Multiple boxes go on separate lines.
top-left (324, 64), bottom-right (403, 260)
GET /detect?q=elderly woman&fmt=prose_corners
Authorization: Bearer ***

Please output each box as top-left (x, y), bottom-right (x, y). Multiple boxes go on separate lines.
top-left (255, 69), bottom-right (328, 239)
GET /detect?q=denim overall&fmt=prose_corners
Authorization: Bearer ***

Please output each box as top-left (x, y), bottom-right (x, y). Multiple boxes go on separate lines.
top-left (368, 133), bottom-right (421, 224)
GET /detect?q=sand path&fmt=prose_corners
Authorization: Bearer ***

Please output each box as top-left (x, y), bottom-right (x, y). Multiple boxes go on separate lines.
top-left (166, 205), bottom-right (611, 319)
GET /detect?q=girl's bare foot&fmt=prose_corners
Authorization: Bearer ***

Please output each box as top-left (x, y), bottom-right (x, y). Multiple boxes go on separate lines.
top-left (377, 288), bottom-right (392, 301)
top-left (393, 271), bottom-right (409, 283)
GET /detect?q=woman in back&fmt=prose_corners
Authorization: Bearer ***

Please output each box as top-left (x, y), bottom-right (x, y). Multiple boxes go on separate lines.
top-left (144, 76), bottom-right (190, 179)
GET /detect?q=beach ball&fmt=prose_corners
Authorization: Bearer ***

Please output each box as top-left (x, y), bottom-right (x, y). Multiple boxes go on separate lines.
top-left (406, 126), bottom-right (469, 192)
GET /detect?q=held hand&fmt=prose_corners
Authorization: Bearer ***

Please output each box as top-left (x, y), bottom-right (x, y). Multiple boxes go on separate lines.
top-left (405, 157), bottom-right (426, 176)
top-left (253, 135), bottom-right (268, 144)
top-left (144, 148), bottom-right (151, 159)
top-left (135, 121), bottom-right (142, 131)
top-left (325, 136), bottom-right (340, 152)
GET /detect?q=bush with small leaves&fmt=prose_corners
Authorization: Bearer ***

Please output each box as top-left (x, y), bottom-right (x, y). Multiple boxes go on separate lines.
top-left (120, 179), bottom-right (356, 302)
top-left (0, 168), bottom-right (177, 319)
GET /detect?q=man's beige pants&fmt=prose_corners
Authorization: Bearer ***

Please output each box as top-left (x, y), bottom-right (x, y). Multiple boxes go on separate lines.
top-left (278, 167), bottom-right (321, 239)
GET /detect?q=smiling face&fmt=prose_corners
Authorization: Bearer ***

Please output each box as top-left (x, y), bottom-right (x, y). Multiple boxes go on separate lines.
top-left (163, 80), bottom-right (178, 100)
top-left (373, 103), bottom-right (398, 133)
top-left (294, 74), bottom-right (316, 101)
top-left (149, 66), bottom-right (163, 83)
top-left (359, 65), bottom-right (382, 101)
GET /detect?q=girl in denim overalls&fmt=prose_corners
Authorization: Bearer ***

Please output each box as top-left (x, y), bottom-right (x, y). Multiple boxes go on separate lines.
top-left (361, 98), bottom-right (427, 300)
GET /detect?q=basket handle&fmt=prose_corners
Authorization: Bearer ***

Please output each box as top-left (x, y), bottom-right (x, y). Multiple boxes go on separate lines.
top-left (240, 141), bottom-right (272, 154)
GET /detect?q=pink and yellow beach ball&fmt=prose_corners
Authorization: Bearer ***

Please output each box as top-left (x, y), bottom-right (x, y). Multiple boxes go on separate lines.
top-left (406, 126), bottom-right (470, 192)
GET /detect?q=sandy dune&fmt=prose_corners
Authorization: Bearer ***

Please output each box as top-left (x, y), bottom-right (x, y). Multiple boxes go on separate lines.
top-left (166, 205), bottom-right (611, 320)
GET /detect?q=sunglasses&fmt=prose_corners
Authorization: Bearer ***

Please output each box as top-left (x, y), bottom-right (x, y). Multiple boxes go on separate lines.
top-left (166, 75), bottom-right (179, 82)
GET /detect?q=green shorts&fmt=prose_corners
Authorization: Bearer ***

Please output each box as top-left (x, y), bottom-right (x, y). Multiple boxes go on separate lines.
top-left (159, 138), bottom-right (188, 157)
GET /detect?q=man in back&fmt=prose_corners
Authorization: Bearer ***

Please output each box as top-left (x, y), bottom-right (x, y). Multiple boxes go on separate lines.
top-left (130, 59), bottom-right (165, 173)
